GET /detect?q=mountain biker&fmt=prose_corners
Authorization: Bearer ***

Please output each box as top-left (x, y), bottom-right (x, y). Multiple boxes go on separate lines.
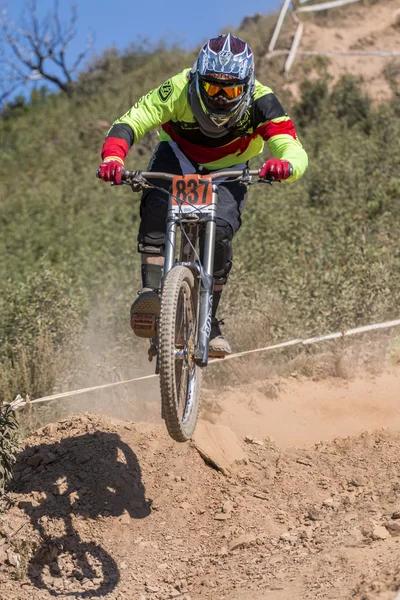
top-left (98, 33), bottom-right (308, 357)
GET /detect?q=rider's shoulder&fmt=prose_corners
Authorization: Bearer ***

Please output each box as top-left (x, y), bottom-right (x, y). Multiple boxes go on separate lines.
top-left (253, 79), bottom-right (276, 100)
top-left (169, 68), bottom-right (192, 88)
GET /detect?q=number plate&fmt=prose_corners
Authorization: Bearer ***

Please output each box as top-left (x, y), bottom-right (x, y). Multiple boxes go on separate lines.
top-left (171, 175), bottom-right (213, 214)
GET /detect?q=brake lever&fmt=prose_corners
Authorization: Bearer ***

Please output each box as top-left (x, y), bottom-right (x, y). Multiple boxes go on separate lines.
top-left (248, 179), bottom-right (273, 186)
top-left (123, 170), bottom-right (153, 192)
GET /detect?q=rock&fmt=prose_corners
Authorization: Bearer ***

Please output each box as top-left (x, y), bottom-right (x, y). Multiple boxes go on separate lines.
top-left (307, 507), bottom-right (323, 521)
top-left (391, 510), bottom-right (400, 520)
top-left (244, 435), bottom-right (264, 446)
top-left (371, 525), bottom-right (390, 541)
top-left (193, 422), bottom-right (247, 474)
top-left (222, 500), bottom-right (234, 514)
top-left (7, 551), bottom-right (21, 568)
top-left (145, 585), bottom-right (160, 592)
top-left (119, 511), bottom-right (131, 524)
top-left (214, 512), bottom-right (231, 521)
top-left (228, 534), bottom-right (256, 551)
top-left (179, 502), bottom-right (192, 511)
top-left (385, 521), bottom-right (400, 536)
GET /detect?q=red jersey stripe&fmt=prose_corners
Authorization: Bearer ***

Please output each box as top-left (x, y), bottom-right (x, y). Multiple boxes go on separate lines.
top-left (101, 137), bottom-right (129, 161)
top-left (257, 119), bottom-right (297, 141)
top-left (161, 123), bottom-right (254, 164)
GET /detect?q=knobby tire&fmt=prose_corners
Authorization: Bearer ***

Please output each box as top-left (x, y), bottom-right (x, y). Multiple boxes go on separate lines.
top-left (159, 266), bottom-right (201, 442)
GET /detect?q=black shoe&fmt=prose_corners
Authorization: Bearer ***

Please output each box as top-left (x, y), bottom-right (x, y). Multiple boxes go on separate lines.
top-left (209, 318), bottom-right (232, 358)
top-left (130, 288), bottom-right (160, 338)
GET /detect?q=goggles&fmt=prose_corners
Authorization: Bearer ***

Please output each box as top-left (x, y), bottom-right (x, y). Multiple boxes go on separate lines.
top-left (202, 81), bottom-right (245, 99)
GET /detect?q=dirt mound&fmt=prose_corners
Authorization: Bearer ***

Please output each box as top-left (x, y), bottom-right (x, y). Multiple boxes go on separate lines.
top-left (280, 0), bottom-right (400, 102)
top-left (1, 410), bottom-right (400, 599)
top-left (201, 369), bottom-right (400, 447)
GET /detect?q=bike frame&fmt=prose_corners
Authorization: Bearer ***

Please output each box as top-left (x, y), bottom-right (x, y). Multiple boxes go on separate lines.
top-left (163, 183), bottom-right (219, 367)
top-left (118, 168), bottom-right (262, 368)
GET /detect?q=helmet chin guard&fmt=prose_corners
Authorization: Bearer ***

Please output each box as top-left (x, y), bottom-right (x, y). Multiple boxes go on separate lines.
top-left (189, 33), bottom-right (255, 131)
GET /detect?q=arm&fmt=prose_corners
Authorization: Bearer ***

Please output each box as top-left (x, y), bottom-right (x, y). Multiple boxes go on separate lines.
top-left (101, 69), bottom-right (190, 164)
top-left (253, 81), bottom-right (308, 182)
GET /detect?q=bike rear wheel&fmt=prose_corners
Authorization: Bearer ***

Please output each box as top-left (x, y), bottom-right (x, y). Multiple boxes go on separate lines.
top-left (159, 265), bottom-right (201, 442)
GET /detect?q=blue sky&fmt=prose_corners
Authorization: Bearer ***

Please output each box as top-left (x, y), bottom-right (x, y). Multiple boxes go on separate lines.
top-left (2, 0), bottom-right (280, 91)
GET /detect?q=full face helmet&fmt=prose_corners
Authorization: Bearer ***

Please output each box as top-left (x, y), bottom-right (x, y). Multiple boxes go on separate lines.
top-left (189, 33), bottom-right (255, 132)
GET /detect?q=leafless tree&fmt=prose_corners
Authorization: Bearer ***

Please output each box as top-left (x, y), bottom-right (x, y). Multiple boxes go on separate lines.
top-left (0, 0), bottom-right (93, 104)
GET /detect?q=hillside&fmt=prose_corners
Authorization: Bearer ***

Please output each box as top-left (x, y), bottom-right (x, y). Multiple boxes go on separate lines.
top-left (240, 0), bottom-right (400, 102)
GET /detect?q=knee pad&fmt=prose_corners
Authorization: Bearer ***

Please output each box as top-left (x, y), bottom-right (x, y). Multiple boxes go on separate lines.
top-left (137, 239), bottom-right (164, 255)
top-left (213, 238), bottom-right (233, 285)
top-left (137, 189), bottom-right (168, 255)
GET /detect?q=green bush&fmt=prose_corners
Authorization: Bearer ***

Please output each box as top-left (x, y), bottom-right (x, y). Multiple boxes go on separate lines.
top-left (0, 403), bottom-right (19, 494)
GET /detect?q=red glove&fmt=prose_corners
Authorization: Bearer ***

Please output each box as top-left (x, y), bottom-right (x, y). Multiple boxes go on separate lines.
top-left (259, 159), bottom-right (293, 181)
top-left (98, 159), bottom-right (123, 184)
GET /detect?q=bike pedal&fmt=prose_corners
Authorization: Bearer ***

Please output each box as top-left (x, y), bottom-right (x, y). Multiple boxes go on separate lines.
top-left (131, 314), bottom-right (157, 338)
top-left (208, 352), bottom-right (227, 359)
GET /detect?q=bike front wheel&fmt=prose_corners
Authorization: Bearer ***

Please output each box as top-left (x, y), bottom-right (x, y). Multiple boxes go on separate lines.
top-left (159, 265), bottom-right (202, 442)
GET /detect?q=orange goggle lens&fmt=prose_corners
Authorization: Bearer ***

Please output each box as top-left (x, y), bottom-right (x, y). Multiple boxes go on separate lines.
top-left (202, 81), bottom-right (245, 99)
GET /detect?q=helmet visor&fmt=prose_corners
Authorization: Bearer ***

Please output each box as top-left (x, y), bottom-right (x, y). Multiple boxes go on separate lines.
top-left (202, 81), bottom-right (245, 99)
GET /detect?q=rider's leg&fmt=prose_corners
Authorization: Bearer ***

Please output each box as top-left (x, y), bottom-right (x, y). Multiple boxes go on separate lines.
top-left (208, 231), bottom-right (234, 357)
top-left (131, 143), bottom-right (182, 335)
top-left (206, 178), bottom-right (248, 356)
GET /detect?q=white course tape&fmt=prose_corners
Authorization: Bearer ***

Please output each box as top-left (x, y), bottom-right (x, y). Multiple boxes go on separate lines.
top-left (7, 317), bottom-right (400, 411)
top-left (297, 0), bottom-right (361, 12)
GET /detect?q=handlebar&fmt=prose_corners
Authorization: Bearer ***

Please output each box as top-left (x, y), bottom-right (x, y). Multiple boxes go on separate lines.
top-left (95, 166), bottom-right (281, 190)
top-left (121, 168), bottom-right (261, 182)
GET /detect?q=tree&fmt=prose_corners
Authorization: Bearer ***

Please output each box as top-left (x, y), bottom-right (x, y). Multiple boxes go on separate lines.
top-left (0, 0), bottom-right (93, 104)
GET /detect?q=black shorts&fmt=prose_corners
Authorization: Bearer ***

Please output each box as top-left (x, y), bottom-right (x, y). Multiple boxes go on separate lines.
top-left (137, 142), bottom-right (248, 254)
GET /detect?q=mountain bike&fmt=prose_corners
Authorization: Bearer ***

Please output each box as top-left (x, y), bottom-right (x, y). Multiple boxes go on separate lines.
top-left (103, 167), bottom-right (268, 442)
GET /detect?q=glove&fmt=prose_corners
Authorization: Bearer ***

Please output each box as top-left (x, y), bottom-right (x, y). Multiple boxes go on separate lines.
top-left (259, 159), bottom-right (292, 181)
top-left (98, 159), bottom-right (124, 184)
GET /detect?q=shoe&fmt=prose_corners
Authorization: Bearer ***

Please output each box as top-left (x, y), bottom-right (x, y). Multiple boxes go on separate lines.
top-left (130, 288), bottom-right (160, 338)
top-left (208, 318), bottom-right (232, 358)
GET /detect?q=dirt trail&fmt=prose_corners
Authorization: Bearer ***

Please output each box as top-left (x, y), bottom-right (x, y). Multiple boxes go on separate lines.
top-left (202, 369), bottom-right (400, 447)
top-left (281, 0), bottom-right (400, 101)
top-left (1, 366), bottom-right (400, 599)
